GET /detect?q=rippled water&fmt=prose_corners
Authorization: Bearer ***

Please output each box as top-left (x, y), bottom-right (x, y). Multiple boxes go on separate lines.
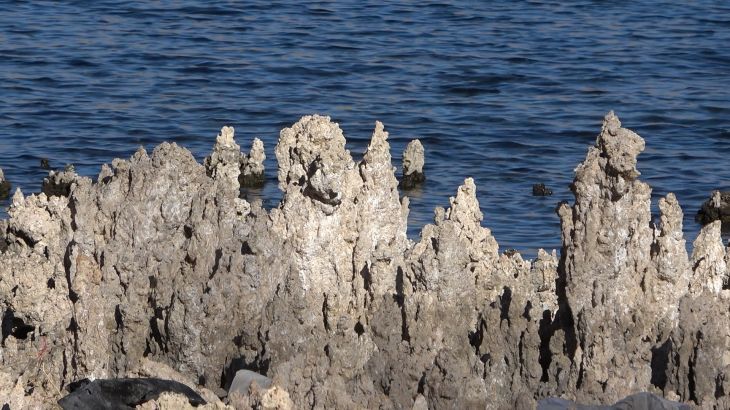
top-left (1, 1), bottom-right (729, 259)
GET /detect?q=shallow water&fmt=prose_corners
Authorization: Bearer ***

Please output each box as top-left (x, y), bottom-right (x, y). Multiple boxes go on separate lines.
top-left (1, 1), bottom-right (729, 259)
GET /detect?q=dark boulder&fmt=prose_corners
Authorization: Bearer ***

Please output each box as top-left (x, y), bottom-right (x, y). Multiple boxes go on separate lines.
top-left (57, 378), bottom-right (206, 410)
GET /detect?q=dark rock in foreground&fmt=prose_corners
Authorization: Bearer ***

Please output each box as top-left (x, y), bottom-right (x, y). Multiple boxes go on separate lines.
top-left (1, 113), bottom-right (729, 409)
top-left (58, 377), bottom-right (206, 410)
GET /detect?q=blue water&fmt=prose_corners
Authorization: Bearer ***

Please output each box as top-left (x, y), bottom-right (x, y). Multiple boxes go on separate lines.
top-left (1, 1), bottom-right (729, 259)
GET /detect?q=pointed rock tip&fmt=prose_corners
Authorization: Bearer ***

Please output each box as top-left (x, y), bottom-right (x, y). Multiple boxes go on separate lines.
top-left (216, 126), bottom-right (237, 148)
top-left (462, 177), bottom-right (476, 193)
top-left (132, 146), bottom-right (149, 163)
top-left (374, 120), bottom-right (386, 135)
top-left (603, 110), bottom-right (622, 136)
top-left (11, 187), bottom-right (24, 205)
top-left (366, 121), bottom-right (390, 151)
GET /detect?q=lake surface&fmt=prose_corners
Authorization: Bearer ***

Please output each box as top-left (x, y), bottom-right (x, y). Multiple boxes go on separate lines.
top-left (1, 1), bottom-right (729, 260)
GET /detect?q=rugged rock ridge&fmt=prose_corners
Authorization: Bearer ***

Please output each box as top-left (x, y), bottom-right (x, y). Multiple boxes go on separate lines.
top-left (0, 112), bottom-right (729, 409)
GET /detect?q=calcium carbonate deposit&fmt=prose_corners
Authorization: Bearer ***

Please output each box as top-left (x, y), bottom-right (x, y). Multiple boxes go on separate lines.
top-left (1, 112), bottom-right (728, 409)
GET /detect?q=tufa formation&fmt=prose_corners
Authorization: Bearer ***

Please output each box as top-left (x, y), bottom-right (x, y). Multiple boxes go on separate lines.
top-left (400, 139), bottom-right (425, 189)
top-left (0, 113), bottom-right (729, 409)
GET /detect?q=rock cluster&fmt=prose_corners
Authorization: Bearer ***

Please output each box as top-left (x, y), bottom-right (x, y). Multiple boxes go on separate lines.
top-left (533, 182), bottom-right (553, 196)
top-left (695, 189), bottom-right (730, 225)
top-left (0, 112), bottom-right (729, 409)
top-left (41, 164), bottom-right (80, 197)
top-left (400, 139), bottom-right (425, 189)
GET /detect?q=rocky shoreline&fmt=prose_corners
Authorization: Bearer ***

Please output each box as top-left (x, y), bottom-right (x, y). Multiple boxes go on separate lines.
top-left (1, 112), bottom-right (728, 409)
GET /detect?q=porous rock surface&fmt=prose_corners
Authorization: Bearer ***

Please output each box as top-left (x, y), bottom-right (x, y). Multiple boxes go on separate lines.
top-left (695, 189), bottom-right (730, 225)
top-left (400, 139), bottom-right (425, 189)
top-left (0, 112), bottom-right (729, 409)
top-left (41, 164), bottom-right (80, 197)
top-left (240, 137), bottom-right (266, 187)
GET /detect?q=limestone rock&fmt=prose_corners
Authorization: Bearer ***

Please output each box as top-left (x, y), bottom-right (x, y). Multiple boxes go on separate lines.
top-left (400, 139), bottom-right (425, 189)
top-left (3, 112), bottom-right (730, 409)
top-left (41, 164), bottom-right (79, 197)
top-left (229, 370), bottom-right (272, 396)
top-left (204, 126), bottom-right (242, 192)
top-left (264, 117), bottom-right (409, 407)
top-left (136, 391), bottom-right (230, 410)
top-left (227, 384), bottom-right (294, 410)
top-left (695, 189), bottom-right (730, 225)
top-left (557, 111), bottom-right (660, 404)
top-left (240, 138), bottom-right (266, 187)
top-left (689, 220), bottom-right (727, 295)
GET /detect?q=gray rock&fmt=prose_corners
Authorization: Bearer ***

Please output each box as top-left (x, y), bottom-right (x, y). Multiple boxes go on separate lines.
top-left (695, 189), bottom-right (730, 225)
top-left (41, 164), bottom-right (79, 197)
top-left (537, 392), bottom-right (690, 410)
top-left (400, 139), bottom-right (425, 189)
top-left (240, 137), bottom-right (266, 187)
top-left (228, 370), bottom-right (272, 396)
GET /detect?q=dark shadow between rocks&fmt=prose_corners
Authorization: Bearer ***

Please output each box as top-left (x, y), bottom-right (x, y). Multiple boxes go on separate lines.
top-left (650, 338), bottom-right (671, 391)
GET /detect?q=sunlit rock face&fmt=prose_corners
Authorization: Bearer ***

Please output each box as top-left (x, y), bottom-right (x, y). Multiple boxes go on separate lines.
top-left (1, 112), bottom-right (728, 409)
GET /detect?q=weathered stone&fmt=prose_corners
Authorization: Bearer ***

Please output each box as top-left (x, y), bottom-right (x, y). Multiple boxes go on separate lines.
top-left (41, 164), bottom-right (79, 197)
top-left (240, 137), bottom-right (266, 187)
top-left (57, 377), bottom-right (206, 409)
top-left (695, 189), bottom-right (730, 225)
top-left (536, 392), bottom-right (690, 409)
top-left (229, 370), bottom-right (273, 396)
top-left (2, 112), bottom-right (730, 409)
top-left (400, 139), bottom-right (425, 189)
